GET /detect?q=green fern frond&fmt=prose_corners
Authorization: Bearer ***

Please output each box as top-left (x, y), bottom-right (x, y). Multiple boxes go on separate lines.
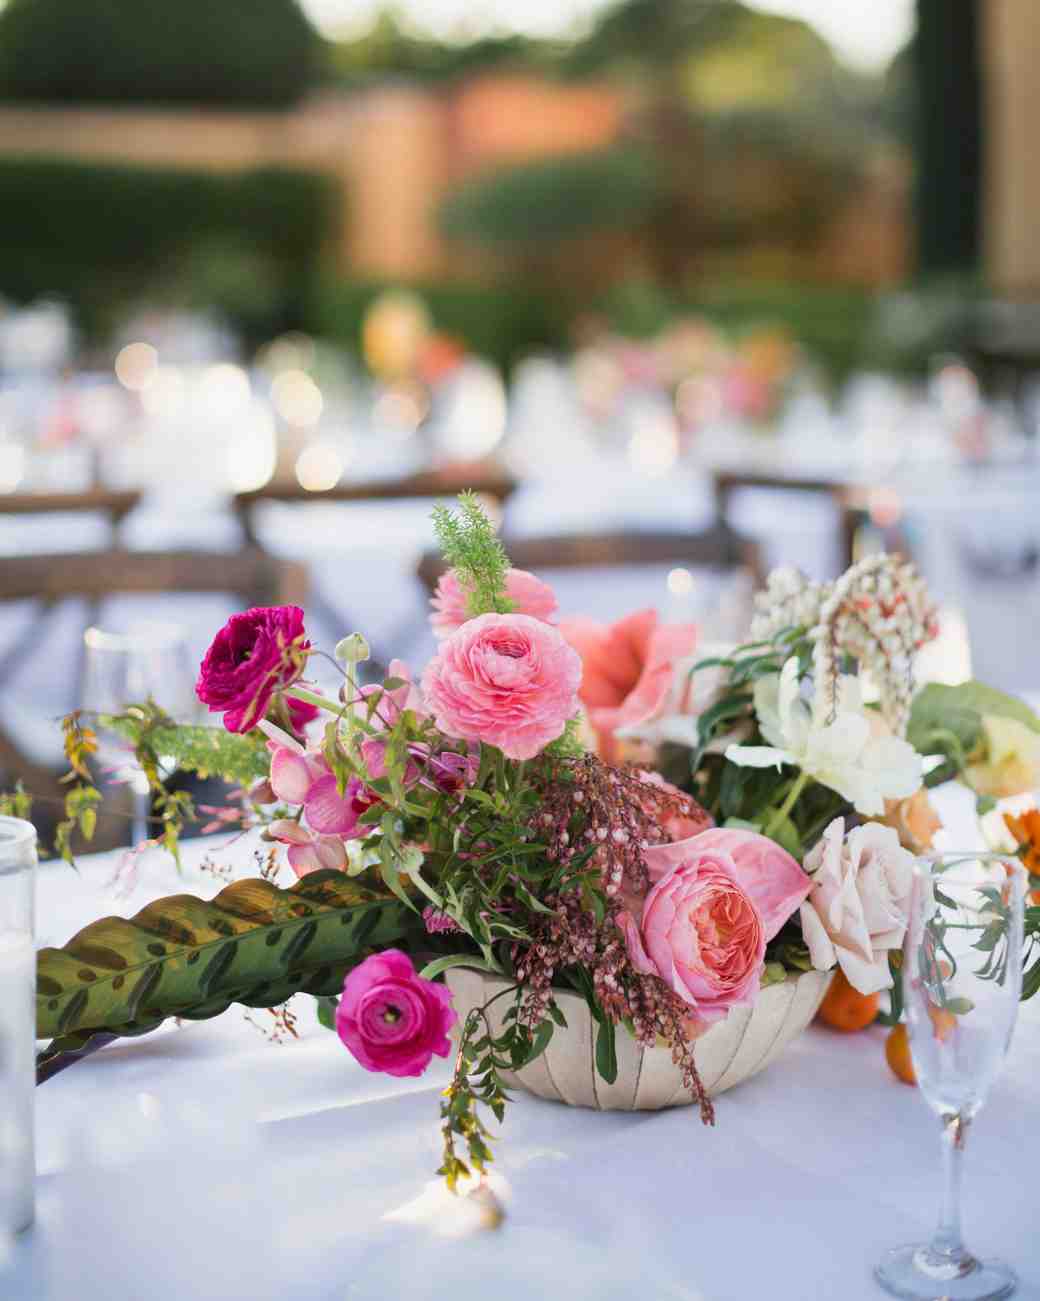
top-left (105, 716), bottom-right (270, 787)
top-left (432, 492), bottom-right (514, 617)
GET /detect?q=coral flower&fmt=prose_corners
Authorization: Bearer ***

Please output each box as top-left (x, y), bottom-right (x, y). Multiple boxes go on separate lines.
top-left (559, 609), bottom-right (696, 762)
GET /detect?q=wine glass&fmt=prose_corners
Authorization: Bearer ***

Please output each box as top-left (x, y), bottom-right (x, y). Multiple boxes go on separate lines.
top-left (875, 852), bottom-right (1025, 1300)
top-left (82, 621), bottom-right (197, 845)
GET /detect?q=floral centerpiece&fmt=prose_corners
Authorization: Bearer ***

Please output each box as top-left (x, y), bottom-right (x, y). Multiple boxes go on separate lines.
top-left (20, 497), bottom-right (1040, 1191)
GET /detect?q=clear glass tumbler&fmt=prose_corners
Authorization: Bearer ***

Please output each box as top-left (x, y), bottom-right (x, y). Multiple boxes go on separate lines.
top-left (0, 816), bottom-right (37, 1237)
top-left (875, 852), bottom-right (1025, 1300)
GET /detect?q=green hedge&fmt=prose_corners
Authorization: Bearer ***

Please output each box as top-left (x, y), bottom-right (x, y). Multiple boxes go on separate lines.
top-left (0, 157), bottom-right (337, 340)
top-left (0, 0), bottom-right (317, 107)
top-left (314, 279), bottom-right (570, 373)
top-left (440, 147), bottom-right (660, 248)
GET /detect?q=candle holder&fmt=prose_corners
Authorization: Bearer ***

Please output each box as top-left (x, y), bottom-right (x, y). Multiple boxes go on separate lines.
top-left (0, 816), bottom-right (37, 1237)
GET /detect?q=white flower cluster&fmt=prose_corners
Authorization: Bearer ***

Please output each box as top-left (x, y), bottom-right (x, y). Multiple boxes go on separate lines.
top-left (749, 567), bottom-right (824, 642)
top-left (812, 553), bottom-right (938, 736)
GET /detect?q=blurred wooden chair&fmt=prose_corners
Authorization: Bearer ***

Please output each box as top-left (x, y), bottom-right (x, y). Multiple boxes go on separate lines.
top-left (0, 547), bottom-right (308, 808)
top-left (417, 524), bottom-right (764, 597)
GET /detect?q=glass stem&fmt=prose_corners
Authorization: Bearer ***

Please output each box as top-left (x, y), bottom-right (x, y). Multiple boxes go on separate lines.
top-left (920, 1111), bottom-right (974, 1277)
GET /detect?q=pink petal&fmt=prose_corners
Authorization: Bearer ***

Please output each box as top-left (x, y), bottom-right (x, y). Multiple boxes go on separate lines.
top-left (305, 774), bottom-right (361, 836)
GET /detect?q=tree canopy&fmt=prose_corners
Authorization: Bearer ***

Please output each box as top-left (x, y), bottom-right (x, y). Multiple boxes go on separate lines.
top-left (0, 0), bottom-right (318, 106)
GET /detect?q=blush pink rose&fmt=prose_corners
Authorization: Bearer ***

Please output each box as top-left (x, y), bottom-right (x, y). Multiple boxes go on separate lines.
top-left (422, 613), bottom-right (581, 760)
top-left (618, 848), bottom-right (765, 1022)
top-left (644, 826), bottom-right (811, 942)
top-left (336, 949), bottom-right (457, 1078)
top-left (558, 609), bottom-right (696, 762)
top-left (430, 568), bottom-right (558, 638)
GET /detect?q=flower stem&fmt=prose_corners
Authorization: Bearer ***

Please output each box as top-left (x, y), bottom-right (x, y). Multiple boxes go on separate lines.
top-left (283, 686), bottom-right (340, 715)
top-left (763, 772), bottom-right (809, 841)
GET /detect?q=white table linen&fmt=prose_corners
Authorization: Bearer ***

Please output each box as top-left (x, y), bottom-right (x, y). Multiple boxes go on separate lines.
top-left (5, 810), bottom-right (1040, 1301)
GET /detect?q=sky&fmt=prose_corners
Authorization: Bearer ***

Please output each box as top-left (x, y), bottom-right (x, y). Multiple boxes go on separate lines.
top-left (300, 0), bottom-right (916, 72)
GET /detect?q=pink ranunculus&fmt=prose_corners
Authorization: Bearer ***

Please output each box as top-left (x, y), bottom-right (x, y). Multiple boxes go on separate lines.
top-left (422, 613), bottom-right (581, 761)
top-left (430, 568), bottom-right (558, 638)
top-left (336, 949), bottom-right (457, 1078)
top-left (558, 609), bottom-right (696, 762)
top-left (197, 605), bottom-right (310, 733)
top-left (644, 826), bottom-right (811, 943)
top-left (617, 847), bottom-right (765, 1023)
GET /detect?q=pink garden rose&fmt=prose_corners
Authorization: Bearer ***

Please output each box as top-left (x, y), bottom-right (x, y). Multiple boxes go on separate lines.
top-left (197, 605), bottom-right (310, 733)
top-left (559, 609), bottom-right (696, 762)
top-left (430, 568), bottom-right (558, 638)
top-left (643, 826), bottom-right (811, 942)
top-left (617, 847), bottom-right (765, 1023)
top-left (422, 613), bottom-right (581, 760)
top-left (336, 949), bottom-right (457, 1078)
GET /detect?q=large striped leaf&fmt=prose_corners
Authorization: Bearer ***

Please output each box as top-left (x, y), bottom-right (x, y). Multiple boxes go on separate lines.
top-left (36, 870), bottom-right (421, 1082)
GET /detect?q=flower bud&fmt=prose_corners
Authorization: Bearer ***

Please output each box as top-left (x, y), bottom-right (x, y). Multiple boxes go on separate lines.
top-left (335, 633), bottom-right (370, 664)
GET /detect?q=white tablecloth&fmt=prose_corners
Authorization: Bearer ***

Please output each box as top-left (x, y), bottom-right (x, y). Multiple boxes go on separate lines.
top-left (6, 814), bottom-right (1040, 1301)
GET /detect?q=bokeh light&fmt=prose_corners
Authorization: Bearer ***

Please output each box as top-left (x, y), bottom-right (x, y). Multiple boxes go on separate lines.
top-left (224, 401), bottom-right (277, 492)
top-left (272, 369), bottom-right (323, 427)
top-left (295, 441), bottom-right (345, 491)
top-left (114, 341), bottom-right (159, 392)
top-left (0, 442), bottom-right (25, 491)
top-left (666, 567), bottom-right (695, 597)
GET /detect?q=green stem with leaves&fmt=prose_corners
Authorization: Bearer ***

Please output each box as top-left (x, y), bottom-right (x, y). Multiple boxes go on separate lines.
top-left (763, 771), bottom-right (810, 840)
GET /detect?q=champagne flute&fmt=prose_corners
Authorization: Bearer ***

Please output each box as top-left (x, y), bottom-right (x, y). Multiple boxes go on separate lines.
top-left (875, 852), bottom-right (1025, 1300)
top-left (82, 621), bottom-right (197, 845)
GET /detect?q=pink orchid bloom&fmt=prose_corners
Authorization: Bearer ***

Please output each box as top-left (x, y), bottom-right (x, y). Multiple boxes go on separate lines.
top-left (261, 719), bottom-right (380, 843)
top-left (558, 609), bottom-right (697, 762)
top-left (267, 818), bottom-right (349, 877)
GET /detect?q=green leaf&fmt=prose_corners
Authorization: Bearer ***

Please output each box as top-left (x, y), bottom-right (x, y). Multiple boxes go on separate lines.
top-left (595, 1017), bottom-right (618, 1084)
top-left (36, 870), bottom-right (421, 1080)
top-left (315, 995), bottom-right (339, 1031)
top-left (908, 682), bottom-right (1040, 780)
top-left (418, 954), bottom-right (498, 981)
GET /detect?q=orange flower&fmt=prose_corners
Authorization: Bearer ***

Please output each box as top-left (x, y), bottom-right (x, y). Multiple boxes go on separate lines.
top-left (1003, 809), bottom-right (1040, 901)
top-left (883, 789), bottom-right (942, 854)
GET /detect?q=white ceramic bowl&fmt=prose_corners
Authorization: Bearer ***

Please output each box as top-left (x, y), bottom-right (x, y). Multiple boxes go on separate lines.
top-left (446, 967), bottom-right (831, 1110)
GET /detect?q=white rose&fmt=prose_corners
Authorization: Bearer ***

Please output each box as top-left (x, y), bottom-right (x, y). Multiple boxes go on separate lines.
top-left (799, 817), bottom-right (915, 995)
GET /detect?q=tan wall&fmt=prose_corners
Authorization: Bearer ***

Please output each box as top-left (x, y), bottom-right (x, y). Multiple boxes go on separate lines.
top-left (982, 0), bottom-right (1040, 293)
top-left (0, 78), bottom-right (624, 282)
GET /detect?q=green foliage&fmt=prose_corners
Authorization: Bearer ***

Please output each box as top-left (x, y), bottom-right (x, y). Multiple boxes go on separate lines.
top-left (36, 870), bottom-right (422, 1080)
top-left (105, 713), bottom-right (271, 789)
top-left (314, 277), bottom-right (568, 374)
top-left (0, 0), bottom-right (317, 107)
top-left (0, 158), bottom-right (336, 342)
top-left (907, 683), bottom-right (1040, 786)
top-left (432, 492), bottom-right (512, 617)
top-left (0, 782), bottom-right (32, 820)
top-left (439, 988), bottom-right (556, 1192)
top-left (440, 147), bottom-right (660, 249)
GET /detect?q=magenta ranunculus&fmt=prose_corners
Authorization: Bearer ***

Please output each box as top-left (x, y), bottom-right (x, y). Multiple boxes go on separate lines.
top-left (644, 827), bottom-right (811, 943)
top-left (196, 606), bottom-right (310, 733)
top-left (430, 568), bottom-right (559, 638)
top-left (421, 613), bottom-right (582, 761)
top-left (336, 949), bottom-right (457, 1078)
top-left (617, 848), bottom-right (766, 1023)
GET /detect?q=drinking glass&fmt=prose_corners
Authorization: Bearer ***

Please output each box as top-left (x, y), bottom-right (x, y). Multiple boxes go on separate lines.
top-left (0, 816), bottom-right (37, 1237)
top-left (82, 622), bottom-right (197, 845)
top-left (875, 852), bottom-right (1025, 1300)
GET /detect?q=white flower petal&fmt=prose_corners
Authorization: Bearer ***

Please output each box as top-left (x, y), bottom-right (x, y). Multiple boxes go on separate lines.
top-left (725, 744), bottom-right (792, 769)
